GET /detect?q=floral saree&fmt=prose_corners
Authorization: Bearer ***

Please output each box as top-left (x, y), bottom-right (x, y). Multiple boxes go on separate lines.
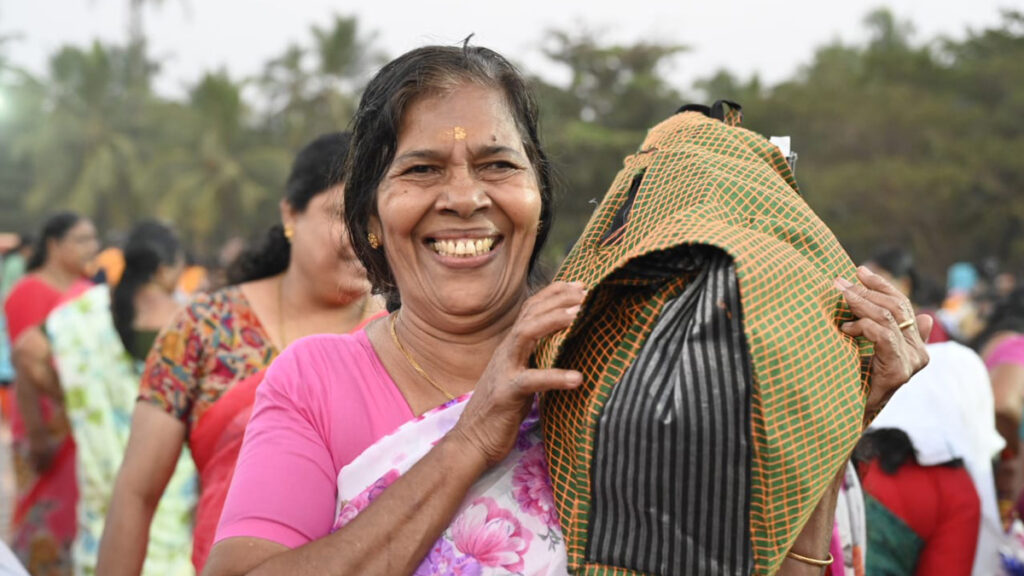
top-left (332, 395), bottom-right (567, 575)
top-left (47, 285), bottom-right (196, 576)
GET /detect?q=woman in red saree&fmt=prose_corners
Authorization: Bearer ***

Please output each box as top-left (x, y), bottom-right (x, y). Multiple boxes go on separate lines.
top-left (4, 212), bottom-right (98, 576)
top-left (98, 133), bottom-right (383, 575)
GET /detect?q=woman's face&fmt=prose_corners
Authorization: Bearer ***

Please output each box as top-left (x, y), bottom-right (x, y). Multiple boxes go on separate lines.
top-left (155, 255), bottom-right (186, 295)
top-left (371, 83), bottom-right (542, 326)
top-left (52, 219), bottom-right (99, 277)
top-left (285, 186), bottom-right (372, 304)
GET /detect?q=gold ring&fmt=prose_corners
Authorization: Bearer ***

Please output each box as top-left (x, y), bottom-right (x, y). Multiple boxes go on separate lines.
top-left (897, 318), bottom-right (916, 330)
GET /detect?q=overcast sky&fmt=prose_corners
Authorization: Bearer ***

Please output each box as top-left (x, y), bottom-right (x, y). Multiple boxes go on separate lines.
top-left (1, 0), bottom-right (1019, 98)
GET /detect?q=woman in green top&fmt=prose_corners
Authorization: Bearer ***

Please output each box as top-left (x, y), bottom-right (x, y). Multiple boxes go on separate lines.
top-left (47, 221), bottom-right (197, 576)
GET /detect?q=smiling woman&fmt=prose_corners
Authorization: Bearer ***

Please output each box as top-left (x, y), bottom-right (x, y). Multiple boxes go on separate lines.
top-left (369, 84), bottom-right (543, 333)
top-left (204, 43), bottom-right (931, 576)
top-left (205, 44), bottom-right (578, 576)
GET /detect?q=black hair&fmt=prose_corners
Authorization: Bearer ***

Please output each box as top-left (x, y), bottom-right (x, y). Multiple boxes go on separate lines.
top-left (227, 132), bottom-right (353, 285)
top-left (854, 428), bottom-right (963, 475)
top-left (867, 246), bottom-right (918, 300)
top-left (973, 286), bottom-right (1024, 350)
top-left (26, 212), bottom-right (84, 272)
top-left (13, 233), bottom-right (33, 253)
top-left (111, 221), bottom-right (182, 353)
top-left (344, 44), bottom-right (554, 308)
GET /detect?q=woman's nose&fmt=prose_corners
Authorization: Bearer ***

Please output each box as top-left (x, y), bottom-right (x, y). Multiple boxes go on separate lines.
top-left (438, 168), bottom-right (491, 217)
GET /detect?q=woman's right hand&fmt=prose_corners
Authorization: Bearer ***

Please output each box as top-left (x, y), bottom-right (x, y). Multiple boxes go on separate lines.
top-left (451, 281), bottom-right (586, 467)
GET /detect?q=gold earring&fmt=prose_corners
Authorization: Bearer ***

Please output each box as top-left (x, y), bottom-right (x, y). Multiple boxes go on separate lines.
top-left (367, 232), bottom-right (380, 249)
top-left (283, 225), bottom-right (294, 241)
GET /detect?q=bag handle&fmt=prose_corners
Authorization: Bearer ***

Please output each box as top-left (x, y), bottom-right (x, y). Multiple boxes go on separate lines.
top-left (675, 100), bottom-right (743, 126)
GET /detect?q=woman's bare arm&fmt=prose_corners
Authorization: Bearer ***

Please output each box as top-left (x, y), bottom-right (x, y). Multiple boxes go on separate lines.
top-left (773, 267), bottom-right (933, 573)
top-left (204, 282), bottom-right (587, 576)
top-left (778, 468), bottom-right (843, 575)
top-left (204, 431), bottom-right (488, 576)
top-left (11, 327), bottom-right (63, 471)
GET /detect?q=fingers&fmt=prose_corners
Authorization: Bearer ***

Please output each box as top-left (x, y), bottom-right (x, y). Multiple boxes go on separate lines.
top-left (837, 268), bottom-right (931, 350)
top-left (507, 281), bottom-right (586, 361)
top-left (520, 281), bottom-right (587, 319)
top-left (855, 266), bottom-right (905, 300)
top-left (836, 269), bottom-right (932, 419)
top-left (512, 368), bottom-right (584, 395)
top-left (855, 266), bottom-right (918, 331)
top-left (915, 313), bottom-right (934, 343)
top-left (839, 318), bottom-right (903, 352)
top-left (836, 277), bottom-right (901, 334)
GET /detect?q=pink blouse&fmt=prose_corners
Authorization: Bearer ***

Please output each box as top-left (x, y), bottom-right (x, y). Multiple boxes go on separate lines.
top-left (215, 330), bottom-right (414, 548)
top-left (985, 334), bottom-right (1024, 370)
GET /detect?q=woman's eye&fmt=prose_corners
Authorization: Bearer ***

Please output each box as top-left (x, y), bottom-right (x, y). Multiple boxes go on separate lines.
top-left (402, 165), bottom-right (437, 176)
top-left (481, 161), bottom-right (517, 172)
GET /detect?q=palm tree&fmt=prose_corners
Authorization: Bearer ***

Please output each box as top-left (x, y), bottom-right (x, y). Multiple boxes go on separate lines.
top-left (13, 42), bottom-right (148, 231)
top-left (0, 34), bottom-right (41, 231)
top-left (257, 14), bottom-right (381, 149)
top-left (147, 71), bottom-right (290, 248)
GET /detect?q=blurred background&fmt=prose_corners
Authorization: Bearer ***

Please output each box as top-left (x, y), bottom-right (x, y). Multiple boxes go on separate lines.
top-left (0, 0), bottom-right (1021, 284)
top-left (2, 2), bottom-right (1024, 573)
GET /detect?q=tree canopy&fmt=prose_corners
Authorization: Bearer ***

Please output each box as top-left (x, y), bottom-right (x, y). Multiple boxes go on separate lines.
top-left (0, 9), bottom-right (1021, 280)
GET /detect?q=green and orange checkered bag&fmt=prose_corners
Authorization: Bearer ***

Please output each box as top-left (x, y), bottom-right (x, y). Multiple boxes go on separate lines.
top-left (536, 104), bottom-right (873, 575)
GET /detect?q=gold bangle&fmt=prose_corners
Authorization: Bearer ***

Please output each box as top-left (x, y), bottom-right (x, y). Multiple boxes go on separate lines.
top-left (786, 550), bottom-right (834, 567)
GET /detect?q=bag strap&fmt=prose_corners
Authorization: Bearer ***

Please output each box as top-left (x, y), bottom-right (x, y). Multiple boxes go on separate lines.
top-left (676, 100), bottom-right (743, 126)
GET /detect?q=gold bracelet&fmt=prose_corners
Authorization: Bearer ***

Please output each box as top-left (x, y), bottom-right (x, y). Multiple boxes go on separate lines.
top-left (786, 550), bottom-right (834, 567)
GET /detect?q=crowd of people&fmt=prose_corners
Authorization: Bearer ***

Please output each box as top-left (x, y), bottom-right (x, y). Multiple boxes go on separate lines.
top-left (0, 43), bottom-right (1016, 576)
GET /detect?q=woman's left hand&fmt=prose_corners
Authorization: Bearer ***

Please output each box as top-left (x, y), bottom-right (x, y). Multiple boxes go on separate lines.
top-left (835, 265), bottom-right (932, 422)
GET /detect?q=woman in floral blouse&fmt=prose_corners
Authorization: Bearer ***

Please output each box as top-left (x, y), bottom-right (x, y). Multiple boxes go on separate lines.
top-left (98, 133), bottom-right (381, 575)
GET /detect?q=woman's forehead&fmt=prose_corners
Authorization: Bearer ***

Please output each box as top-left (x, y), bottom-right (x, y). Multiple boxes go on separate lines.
top-left (396, 85), bottom-right (520, 148)
top-left (67, 220), bottom-right (97, 237)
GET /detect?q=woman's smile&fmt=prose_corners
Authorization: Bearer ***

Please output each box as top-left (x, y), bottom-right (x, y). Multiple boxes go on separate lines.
top-left (373, 83), bottom-right (542, 319)
top-left (425, 228), bottom-right (503, 266)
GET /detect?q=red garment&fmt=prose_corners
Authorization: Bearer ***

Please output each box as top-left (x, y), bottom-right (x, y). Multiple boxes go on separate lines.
top-left (189, 369), bottom-right (264, 572)
top-left (921, 309), bottom-right (950, 344)
top-left (861, 459), bottom-right (980, 575)
top-left (5, 276), bottom-right (63, 344)
top-left (2, 275), bottom-right (90, 574)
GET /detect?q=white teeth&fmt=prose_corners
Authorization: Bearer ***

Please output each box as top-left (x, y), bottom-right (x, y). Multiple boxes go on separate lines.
top-left (431, 237), bottom-right (496, 257)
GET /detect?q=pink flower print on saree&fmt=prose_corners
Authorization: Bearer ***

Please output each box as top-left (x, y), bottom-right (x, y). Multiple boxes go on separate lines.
top-left (333, 469), bottom-right (401, 531)
top-left (451, 498), bottom-right (532, 573)
top-left (512, 444), bottom-right (559, 530)
top-left (414, 539), bottom-right (483, 576)
top-left (333, 394), bottom-right (568, 574)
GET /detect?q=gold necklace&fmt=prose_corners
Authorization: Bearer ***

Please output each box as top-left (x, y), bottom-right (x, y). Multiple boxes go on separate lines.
top-left (389, 313), bottom-right (456, 400)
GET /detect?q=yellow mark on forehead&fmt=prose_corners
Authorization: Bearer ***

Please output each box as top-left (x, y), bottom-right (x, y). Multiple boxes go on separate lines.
top-left (443, 126), bottom-right (468, 141)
